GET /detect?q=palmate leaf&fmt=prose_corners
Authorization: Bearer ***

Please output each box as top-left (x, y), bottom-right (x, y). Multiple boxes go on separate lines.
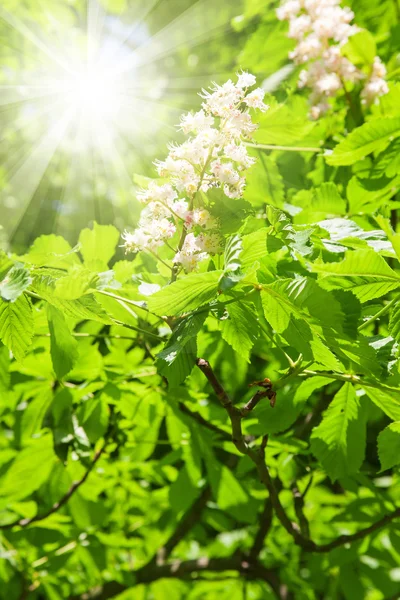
top-left (326, 117), bottom-right (400, 166)
top-left (378, 422), bottom-right (400, 471)
top-left (19, 234), bottom-right (80, 268)
top-left (262, 277), bottom-right (344, 333)
top-left (33, 272), bottom-right (113, 324)
top-left (148, 271), bottom-right (222, 316)
top-left (311, 383), bottom-right (366, 481)
top-left (261, 276), bottom-right (344, 369)
top-left (312, 249), bottom-right (400, 302)
top-left (0, 295), bottom-right (33, 361)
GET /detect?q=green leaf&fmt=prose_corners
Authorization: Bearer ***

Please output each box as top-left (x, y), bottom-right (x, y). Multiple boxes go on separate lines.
top-left (311, 383), bottom-right (366, 481)
top-left (221, 301), bottom-right (259, 362)
top-left (261, 277), bottom-right (344, 369)
top-left (19, 234), bottom-right (80, 268)
top-left (210, 193), bottom-right (252, 234)
top-left (78, 395), bottom-right (109, 444)
top-left (326, 117), bottom-right (400, 166)
top-left (206, 461), bottom-right (249, 510)
top-left (47, 305), bottom-right (79, 379)
top-left (261, 277), bottom-right (344, 332)
top-left (224, 235), bottom-right (242, 271)
top-left (0, 295), bottom-right (33, 361)
top-left (0, 265), bottom-right (32, 302)
top-left (341, 30), bottom-right (376, 66)
top-left (313, 183), bottom-right (346, 215)
top-left (378, 422), bottom-right (400, 471)
top-left (79, 222), bottom-right (120, 271)
top-left (0, 343), bottom-right (9, 393)
top-left (388, 300), bottom-right (400, 343)
top-left (20, 386), bottom-right (53, 443)
top-left (255, 103), bottom-right (315, 145)
top-left (156, 311), bottom-right (207, 387)
top-left (0, 251), bottom-right (14, 279)
top-left (313, 249), bottom-right (400, 302)
top-left (148, 271), bottom-right (222, 316)
top-left (33, 272), bottom-right (113, 324)
top-left (0, 435), bottom-right (57, 501)
top-left (245, 154), bottom-right (284, 208)
top-left (54, 266), bottom-right (99, 300)
top-left (363, 386), bottom-right (400, 421)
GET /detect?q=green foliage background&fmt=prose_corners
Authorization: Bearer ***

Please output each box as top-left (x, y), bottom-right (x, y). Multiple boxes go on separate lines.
top-left (1, 1), bottom-right (400, 599)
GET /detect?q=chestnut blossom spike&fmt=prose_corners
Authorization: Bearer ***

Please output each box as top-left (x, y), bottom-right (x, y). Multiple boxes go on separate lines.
top-left (277, 0), bottom-right (388, 118)
top-left (123, 72), bottom-right (268, 271)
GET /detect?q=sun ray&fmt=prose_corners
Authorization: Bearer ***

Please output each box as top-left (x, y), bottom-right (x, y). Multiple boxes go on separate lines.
top-left (4, 107), bottom-right (75, 236)
top-left (98, 0), bottom-right (161, 65)
top-left (87, 0), bottom-right (108, 66)
top-left (116, 0), bottom-right (236, 75)
top-left (0, 84), bottom-right (62, 108)
top-left (0, 5), bottom-right (74, 74)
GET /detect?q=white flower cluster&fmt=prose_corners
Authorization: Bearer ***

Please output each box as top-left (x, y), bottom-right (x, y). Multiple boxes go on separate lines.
top-left (123, 73), bottom-right (269, 272)
top-left (277, 0), bottom-right (389, 118)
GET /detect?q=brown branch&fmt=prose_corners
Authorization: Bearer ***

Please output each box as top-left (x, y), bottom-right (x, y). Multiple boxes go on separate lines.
top-left (157, 486), bottom-right (211, 564)
top-left (291, 485), bottom-right (310, 538)
top-left (195, 357), bottom-right (400, 554)
top-left (178, 401), bottom-right (231, 440)
top-left (249, 498), bottom-right (273, 560)
top-left (316, 506), bottom-right (400, 552)
top-left (71, 556), bottom-right (284, 600)
top-left (0, 444), bottom-right (106, 530)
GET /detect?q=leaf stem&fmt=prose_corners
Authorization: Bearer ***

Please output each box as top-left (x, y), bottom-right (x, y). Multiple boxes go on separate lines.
top-left (358, 295), bottom-right (399, 331)
top-left (245, 142), bottom-right (322, 153)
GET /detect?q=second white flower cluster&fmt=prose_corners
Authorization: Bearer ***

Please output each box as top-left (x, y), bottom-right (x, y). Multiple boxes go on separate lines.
top-left (277, 0), bottom-right (388, 118)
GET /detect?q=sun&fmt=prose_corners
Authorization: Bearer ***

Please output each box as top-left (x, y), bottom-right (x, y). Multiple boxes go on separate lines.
top-left (54, 64), bottom-right (123, 132)
top-left (64, 67), bottom-right (122, 119)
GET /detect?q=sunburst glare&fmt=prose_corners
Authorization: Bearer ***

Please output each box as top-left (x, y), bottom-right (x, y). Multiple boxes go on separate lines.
top-left (0, 0), bottom-right (240, 246)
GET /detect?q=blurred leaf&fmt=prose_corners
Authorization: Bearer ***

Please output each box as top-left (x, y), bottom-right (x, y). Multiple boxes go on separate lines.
top-left (0, 265), bottom-right (32, 302)
top-left (378, 422), bottom-right (400, 471)
top-left (0, 294), bottom-right (33, 361)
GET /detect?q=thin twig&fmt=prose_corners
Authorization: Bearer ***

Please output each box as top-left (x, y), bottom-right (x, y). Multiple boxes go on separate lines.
top-left (0, 443), bottom-right (107, 530)
top-left (249, 498), bottom-right (273, 560)
top-left (291, 485), bottom-right (310, 538)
